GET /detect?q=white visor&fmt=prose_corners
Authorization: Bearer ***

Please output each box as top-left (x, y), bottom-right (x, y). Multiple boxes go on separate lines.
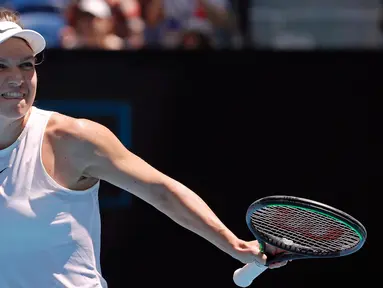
top-left (0, 21), bottom-right (46, 56)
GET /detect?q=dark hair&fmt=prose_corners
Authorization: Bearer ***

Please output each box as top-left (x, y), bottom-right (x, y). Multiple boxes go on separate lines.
top-left (0, 7), bottom-right (24, 28)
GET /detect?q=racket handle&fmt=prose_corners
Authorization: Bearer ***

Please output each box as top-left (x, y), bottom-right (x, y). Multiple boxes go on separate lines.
top-left (233, 261), bottom-right (268, 287)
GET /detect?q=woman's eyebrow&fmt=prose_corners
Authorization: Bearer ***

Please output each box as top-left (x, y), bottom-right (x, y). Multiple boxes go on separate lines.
top-left (0, 55), bottom-right (35, 62)
top-left (20, 56), bottom-right (35, 62)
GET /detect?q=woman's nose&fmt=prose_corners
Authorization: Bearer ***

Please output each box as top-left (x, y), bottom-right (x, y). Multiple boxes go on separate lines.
top-left (7, 74), bottom-right (24, 87)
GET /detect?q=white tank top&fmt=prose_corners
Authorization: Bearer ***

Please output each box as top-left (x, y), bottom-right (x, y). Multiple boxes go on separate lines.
top-left (0, 106), bottom-right (108, 288)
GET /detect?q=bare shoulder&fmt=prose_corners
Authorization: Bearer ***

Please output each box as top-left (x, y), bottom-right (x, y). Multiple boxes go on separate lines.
top-left (43, 112), bottom-right (173, 195)
top-left (44, 112), bottom-right (115, 171)
top-left (45, 112), bottom-right (112, 145)
top-left (45, 112), bottom-right (78, 138)
top-left (40, 112), bottom-right (113, 188)
top-left (45, 112), bottom-right (126, 169)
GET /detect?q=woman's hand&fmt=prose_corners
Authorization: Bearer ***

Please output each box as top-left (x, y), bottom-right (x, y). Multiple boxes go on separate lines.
top-left (232, 240), bottom-right (289, 269)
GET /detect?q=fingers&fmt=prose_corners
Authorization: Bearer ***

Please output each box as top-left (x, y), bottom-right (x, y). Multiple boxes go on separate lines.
top-left (235, 240), bottom-right (290, 268)
top-left (235, 240), bottom-right (268, 265)
top-left (247, 244), bottom-right (267, 265)
top-left (258, 253), bottom-right (267, 266)
top-left (252, 242), bottom-right (267, 265)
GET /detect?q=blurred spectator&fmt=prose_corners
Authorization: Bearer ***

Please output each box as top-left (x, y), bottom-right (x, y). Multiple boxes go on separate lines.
top-left (180, 27), bottom-right (214, 49)
top-left (1, 0), bottom-right (243, 49)
top-left (61, 0), bottom-right (125, 50)
top-left (181, 0), bottom-right (242, 49)
top-left (142, 0), bottom-right (241, 49)
top-left (106, 0), bottom-right (145, 49)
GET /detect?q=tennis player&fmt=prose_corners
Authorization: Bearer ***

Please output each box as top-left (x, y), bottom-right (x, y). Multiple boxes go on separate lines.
top-left (0, 7), bottom-right (287, 287)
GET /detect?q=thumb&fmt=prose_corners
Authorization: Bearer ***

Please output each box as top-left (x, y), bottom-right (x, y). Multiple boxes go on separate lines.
top-left (252, 251), bottom-right (267, 266)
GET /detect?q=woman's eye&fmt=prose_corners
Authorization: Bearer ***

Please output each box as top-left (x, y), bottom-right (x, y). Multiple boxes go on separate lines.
top-left (20, 62), bottom-right (34, 69)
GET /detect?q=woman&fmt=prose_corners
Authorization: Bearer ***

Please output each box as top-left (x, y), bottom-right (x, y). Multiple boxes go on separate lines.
top-left (0, 7), bottom-right (286, 287)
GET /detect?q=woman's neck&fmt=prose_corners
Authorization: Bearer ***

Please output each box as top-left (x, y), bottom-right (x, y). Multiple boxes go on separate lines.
top-left (0, 108), bottom-right (31, 150)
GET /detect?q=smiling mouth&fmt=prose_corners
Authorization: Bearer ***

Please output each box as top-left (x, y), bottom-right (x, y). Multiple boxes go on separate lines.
top-left (1, 92), bottom-right (26, 99)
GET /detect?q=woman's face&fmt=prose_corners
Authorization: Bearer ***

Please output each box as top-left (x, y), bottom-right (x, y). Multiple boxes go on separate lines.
top-left (0, 37), bottom-right (37, 120)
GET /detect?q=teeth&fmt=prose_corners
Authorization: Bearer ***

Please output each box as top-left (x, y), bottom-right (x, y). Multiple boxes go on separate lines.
top-left (1, 92), bottom-right (24, 99)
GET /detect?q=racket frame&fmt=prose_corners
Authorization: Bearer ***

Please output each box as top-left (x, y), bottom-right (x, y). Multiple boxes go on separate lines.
top-left (245, 195), bottom-right (367, 265)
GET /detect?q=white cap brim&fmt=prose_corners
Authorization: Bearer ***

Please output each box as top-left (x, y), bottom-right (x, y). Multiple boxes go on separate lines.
top-left (0, 21), bottom-right (46, 56)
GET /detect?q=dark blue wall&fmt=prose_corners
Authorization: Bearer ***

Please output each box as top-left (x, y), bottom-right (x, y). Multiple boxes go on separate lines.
top-left (33, 49), bottom-right (370, 288)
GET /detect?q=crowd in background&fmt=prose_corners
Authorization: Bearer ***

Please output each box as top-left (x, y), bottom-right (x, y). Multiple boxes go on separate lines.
top-left (0, 0), bottom-right (243, 50)
top-left (0, 0), bottom-right (381, 50)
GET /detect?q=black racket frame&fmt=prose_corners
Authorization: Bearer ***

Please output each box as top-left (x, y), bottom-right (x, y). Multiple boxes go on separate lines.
top-left (245, 195), bottom-right (367, 265)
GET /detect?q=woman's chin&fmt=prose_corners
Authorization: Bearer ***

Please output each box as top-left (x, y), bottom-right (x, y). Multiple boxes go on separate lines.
top-left (0, 100), bottom-right (31, 119)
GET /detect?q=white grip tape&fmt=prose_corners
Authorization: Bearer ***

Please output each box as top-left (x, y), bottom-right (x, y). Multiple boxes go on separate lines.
top-left (233, 261), bottom-right (268, 287)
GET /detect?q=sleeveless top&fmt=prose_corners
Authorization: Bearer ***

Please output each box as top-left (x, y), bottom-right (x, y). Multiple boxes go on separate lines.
top-left (0, 106), bottom-right (108, 288)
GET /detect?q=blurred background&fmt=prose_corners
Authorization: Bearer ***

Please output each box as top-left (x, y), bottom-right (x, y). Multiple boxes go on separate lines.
top-left (0, 0), bottom-right (381, 49)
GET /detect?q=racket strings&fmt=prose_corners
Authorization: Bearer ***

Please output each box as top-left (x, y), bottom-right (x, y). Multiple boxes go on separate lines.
top-left (258, 206), bottom-right (359, 245)
top-left (250, 206), bottom-right (360, 254)
top-left (253, 215), bottom-right (353, 253)
top-left (252, 214), bottom-right (344, 253)
top-left (262, 207), bottom-right (357, 239)
top-left (255, 206), bottom-right (359, 247)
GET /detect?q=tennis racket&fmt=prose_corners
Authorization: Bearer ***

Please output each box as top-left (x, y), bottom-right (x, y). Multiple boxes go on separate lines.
top-left (233, 195), bottom-right (367, 287)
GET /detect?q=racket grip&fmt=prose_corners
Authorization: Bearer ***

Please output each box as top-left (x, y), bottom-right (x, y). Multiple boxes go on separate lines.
top-left (233, 261), bottom-right (268, 287)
